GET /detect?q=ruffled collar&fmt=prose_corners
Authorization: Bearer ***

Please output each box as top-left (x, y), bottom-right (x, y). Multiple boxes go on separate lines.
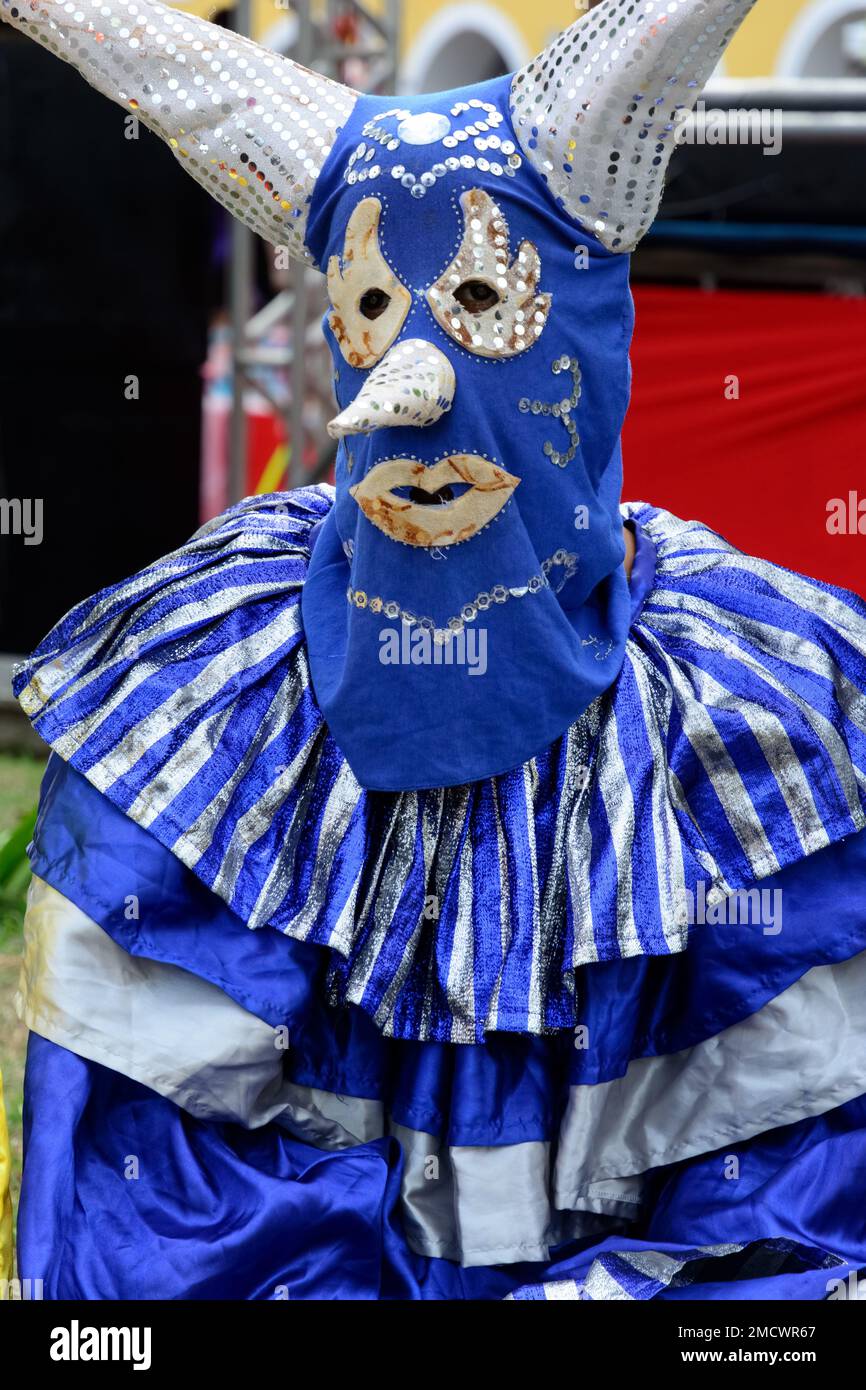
top-left (14, 488), bottom-right (866, 1041)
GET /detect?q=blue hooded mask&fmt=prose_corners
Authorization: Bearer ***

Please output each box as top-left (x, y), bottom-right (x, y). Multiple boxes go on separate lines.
top-left (300, 78), bottom-right (635, 791)
top-left (2, 0), bottom-right (758, 789)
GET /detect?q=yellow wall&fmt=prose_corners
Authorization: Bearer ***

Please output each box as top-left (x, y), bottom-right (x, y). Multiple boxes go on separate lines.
top-left (400, 0), bottom-right (823, 78)
top-left (725, 0), bottom-right (817, 76)
top-left (402, 0), bottom-right (565, 60)
top-left (176, 1), bottom-right (834, 79)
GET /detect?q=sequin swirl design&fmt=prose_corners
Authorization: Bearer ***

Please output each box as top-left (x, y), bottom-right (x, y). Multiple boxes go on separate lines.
top-left (344, 98), bottom-right (523, 198)
top-left (509, 0), bottom-right (758, 252)
top-left (2, 0), bottom-right (357, 262)
top-left (519, 356), bottom-right (582, 467)
top-left (347, 548), bottom-right (579, 644)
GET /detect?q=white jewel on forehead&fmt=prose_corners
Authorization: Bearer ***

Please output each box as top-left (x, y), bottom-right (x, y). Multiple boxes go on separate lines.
top-left (397, 113), bottom-right (452, 145)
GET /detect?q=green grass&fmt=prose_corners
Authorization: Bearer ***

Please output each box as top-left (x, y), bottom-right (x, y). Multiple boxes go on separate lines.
top-left (0, 753), bottom-right (45, 1266)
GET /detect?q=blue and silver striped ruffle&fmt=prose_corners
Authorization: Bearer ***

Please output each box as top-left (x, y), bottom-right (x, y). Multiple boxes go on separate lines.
top-left (14, 487), bottom-right (866, 1042)
top-left (506, 1238), bottom-right (845, 1301)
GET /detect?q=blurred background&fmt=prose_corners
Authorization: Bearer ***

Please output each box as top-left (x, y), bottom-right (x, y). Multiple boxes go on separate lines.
top-left (0, 0), bottom-right (864, 1267)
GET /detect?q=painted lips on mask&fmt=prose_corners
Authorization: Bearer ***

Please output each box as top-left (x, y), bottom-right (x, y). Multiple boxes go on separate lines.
top-left (349, 455), bottom-right (521, 548)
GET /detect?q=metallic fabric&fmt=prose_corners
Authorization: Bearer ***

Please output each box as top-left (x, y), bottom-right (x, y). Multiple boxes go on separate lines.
top-left (506, 1239), bottom-right (840, 1301)
top-left (426, 188), bottom-right (551, 358)
top-left (23, 876), bottom-right (866, 1266)
top-left (328, 341), bottom-right (456, 440)
top-left (510, 0), bottom-right (759, 252)
top-left (14, 488), bottom-right (866, 1042)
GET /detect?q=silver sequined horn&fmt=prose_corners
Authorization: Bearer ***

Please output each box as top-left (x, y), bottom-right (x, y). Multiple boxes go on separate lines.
top-left (510, 0), bottom-right (758, 253)
top-left (1, 0), bottom-right (357, 263)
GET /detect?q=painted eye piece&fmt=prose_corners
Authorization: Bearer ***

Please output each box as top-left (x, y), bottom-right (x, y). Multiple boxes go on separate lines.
top-left (327, 199), bottom-right (412, 368)
top-left (454, 280), bottom-right (500, 313)
top-left (427, 189), bottom-right (551, 359)
top-left (359, 288), bottom-right (392, 321)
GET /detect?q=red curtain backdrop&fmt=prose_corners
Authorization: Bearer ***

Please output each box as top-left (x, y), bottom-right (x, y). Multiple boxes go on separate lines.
top-left (623, 285), bottom-right (866, 597)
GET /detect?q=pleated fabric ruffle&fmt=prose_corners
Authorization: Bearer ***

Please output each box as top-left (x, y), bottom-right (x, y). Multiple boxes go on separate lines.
top-left (14, 490), bottom-right (866, 1040)
top-left (20, 760), bottom-right (866, 1266)
top-left (30, 753), bottom-right (866, 1092)
top-left (17, 1033), bottom-right (866, 1300)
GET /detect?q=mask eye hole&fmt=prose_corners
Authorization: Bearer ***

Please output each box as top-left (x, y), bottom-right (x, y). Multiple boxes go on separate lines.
top-left (359, 288), bottom-right (392, 321)
top-left (454, 280), bottom-right (500, 313)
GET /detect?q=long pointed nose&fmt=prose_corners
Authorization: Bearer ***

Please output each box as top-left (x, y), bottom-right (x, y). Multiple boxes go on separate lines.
top-left (327, 339), bottom-right (455, 440)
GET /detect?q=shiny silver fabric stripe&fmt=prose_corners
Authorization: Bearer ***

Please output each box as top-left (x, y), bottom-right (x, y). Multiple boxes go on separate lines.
top-left (652, 587), bottom-right (866, 753)
top-left (127, 704), bottom-right (234, 829)
top-left (19, 557), bottom-right (204, 694)
top-left (446, 831), bottom-right (476, 1044)
top-left (253, 754), bottom-right (361, 935)
top-left (667, 763), bottom-right (730, 893)
top-left (566, 707), bottom-right (600, 964)
top-left (342, 797), bottom-right (405, 987)
top-left (45, 624), bottom-right (211, 766)
top-left (341, 794), bottom-right (420, 1023)
top-left (734, 553), bottom-right (866, 653)
top-left (583, 1264), bottom-right (631, 1301)
top-left (648, 597), bottom-right (866, 829)
top-left (209, 720), bottom-right (321, 912)
top-left (414, 790), bottom-right (447, 1041)
top-left (17, 570), bottom-right (209, 716)
top-left (617, 1243), bottom-right (743, 1291)
top-left (634, 507), bottom-right (732, 559)
top-left (629, 650), bottom-right (689, 952)
top-left (418, 785), bottom-right (469, 1040)
top-left (507, 1277), bottom-right (588, 1300)
top-left (541, 1281), bottom-right (585, 1301)
top-left (31, 567), bottom-right (296, 722)
top-left (695, 650), bottom-right (857, 848)
top-left (680, 658), bottom-right (828, 858)
top-left (641, 504), bottom-right (866, 649)
top-left (523, 762), bottom-right (545, 1030)
top-left (641, 630), bottom-right (781, 878)
top-left (271, 736), bottom-right (364, 949)
top-left (485, 777), bottom-right (512, 1032)
top-left (595, 706), bottom-right (641, 956)
top-left (369, 797), bottom-right (441, 1033)
top-left (52, 569), bottom-right (294, 711)
top-left (538, 730), bottom-right (584, 1003)
top-left (181, 660), bottom-right (311, 870)
top-left (74, 604), bottom-right (302, 792)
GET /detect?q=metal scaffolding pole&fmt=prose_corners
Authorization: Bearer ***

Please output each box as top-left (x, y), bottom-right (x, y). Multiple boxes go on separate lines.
top-left (226, 1), bottom-right (400, 506)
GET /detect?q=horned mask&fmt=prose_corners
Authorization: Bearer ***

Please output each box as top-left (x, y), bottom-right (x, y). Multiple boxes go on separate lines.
top-left (2, 0), bottom-right (758, 789)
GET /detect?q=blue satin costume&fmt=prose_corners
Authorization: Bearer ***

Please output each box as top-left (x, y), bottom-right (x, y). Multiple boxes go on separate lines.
top-left (5, 0), bottom-right (866, 1302)
top-left (12, 490), bottom-right (866, 1300)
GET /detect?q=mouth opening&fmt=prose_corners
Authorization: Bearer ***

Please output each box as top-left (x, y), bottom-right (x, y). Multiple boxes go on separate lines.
top-left (393, 483), bottom-right (471, 508)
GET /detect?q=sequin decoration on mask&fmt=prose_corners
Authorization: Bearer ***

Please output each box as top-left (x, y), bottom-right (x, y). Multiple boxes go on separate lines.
top-left (509, 0), bottom-right (759, 253)
top-left (343, 98), bottom-right (521, 198)
top-left (349, 454), bottom-right (520, 548)
top-left (328, 340), bottom-right (455, 439)
top-left (518, 356), bottom-right (583, 467)
top-left (326, 198), bottom-right (411, 367)
top-left (427, 189), bottom-right (550, 358)
top-left (346, 546), bottom-right (577, 639)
